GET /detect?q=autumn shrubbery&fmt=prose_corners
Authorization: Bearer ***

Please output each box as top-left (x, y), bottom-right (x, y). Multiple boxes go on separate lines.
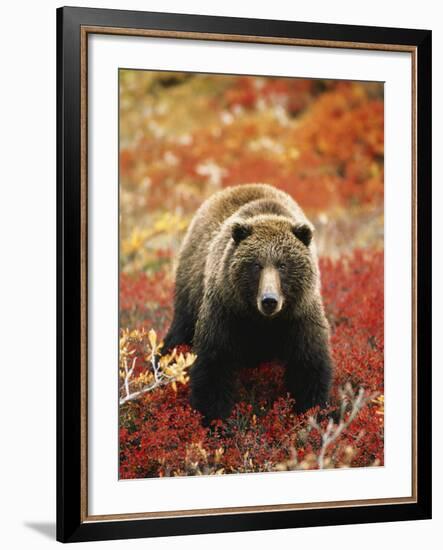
top-left (118, 72), bottom-right (384, 479)
top-left (119, 250), bottom-right (384, 478)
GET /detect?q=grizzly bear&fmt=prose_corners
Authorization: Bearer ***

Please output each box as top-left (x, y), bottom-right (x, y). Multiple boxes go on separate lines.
top-left (163, 183), bottom-right (333, 423)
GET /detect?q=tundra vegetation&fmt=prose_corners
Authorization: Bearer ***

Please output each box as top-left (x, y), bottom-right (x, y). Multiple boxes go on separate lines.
top-left (119, 72), bottom-right (384, 478)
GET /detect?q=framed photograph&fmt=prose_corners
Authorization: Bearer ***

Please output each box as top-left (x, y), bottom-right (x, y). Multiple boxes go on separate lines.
top-left (57, 6), bottom-right (432, 543)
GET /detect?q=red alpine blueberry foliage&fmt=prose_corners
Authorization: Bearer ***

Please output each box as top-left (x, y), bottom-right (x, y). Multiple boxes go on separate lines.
top-left (119, 250), bottom-right (384, 478)
top-left (120, 268), bottom-right (174, 336)
top-left (321, 250), bottom-right (384, 397)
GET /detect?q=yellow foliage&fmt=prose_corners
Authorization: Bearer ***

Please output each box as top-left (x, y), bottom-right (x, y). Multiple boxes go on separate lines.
top-left (148, 328), bottom-right (157, 350)
top-left (372, 394), bottom-right (384, 416)
top-left (121, 227), bottom-right (151, 257)
top-left (152, 212), bottom-right (188, 234)
top-left (119, 327), bottom-right (197, 401)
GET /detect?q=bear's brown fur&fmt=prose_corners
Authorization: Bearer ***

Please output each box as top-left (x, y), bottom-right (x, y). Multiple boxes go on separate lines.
top-left (163, 183), bottom-right (333, 423)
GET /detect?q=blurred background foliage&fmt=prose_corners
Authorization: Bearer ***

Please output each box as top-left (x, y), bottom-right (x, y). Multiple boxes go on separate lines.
top-left (119, 71), bottom-right (384, 278)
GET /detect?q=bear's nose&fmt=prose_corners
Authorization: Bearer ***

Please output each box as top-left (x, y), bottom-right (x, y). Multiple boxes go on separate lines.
top-left (261, 293), bottom-right (279, 315)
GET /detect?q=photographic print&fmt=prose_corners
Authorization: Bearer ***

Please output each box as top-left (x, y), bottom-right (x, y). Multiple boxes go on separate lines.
top-left (118, 70), bottom-right (385, 479)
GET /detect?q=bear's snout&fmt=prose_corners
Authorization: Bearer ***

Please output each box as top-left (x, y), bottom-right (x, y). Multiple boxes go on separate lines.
top-left (261, 293), bottom-right (279, 315)
top-left (257, 266), bottom-right (284, 317)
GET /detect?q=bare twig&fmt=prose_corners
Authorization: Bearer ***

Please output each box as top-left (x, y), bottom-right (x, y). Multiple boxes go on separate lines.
top-left (123, 356), bottom-right (137, 402)
top-left (119, 381), bottom-right (161, 405)
top-left (309, 385), bottom-right (377, 469)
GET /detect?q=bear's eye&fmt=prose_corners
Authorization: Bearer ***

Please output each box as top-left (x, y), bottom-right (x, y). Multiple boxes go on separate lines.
top-left (252, 262), bottom-right (262, 272)
top-left (277, 262), bottom-right (287, 271)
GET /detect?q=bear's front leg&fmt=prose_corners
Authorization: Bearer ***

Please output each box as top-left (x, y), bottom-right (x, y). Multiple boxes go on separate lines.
top-left (162, 289), bottom-right (197, 353)
top-left (190, 296), bottom-right (240, 424)
top-left (190, 355), bottom-right (236, 425)
top-left (284, 317), bottom-right (333, 414)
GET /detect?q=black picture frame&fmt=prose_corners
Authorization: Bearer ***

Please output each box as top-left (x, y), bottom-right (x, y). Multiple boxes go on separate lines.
top-left (57, 6), bottom-right (432, 543)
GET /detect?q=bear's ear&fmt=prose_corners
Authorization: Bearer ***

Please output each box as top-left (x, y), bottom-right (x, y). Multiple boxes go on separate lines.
top-left (292, 224), bottom-right (313, 247)
top-left (232, 222), bottom-right (252, 244)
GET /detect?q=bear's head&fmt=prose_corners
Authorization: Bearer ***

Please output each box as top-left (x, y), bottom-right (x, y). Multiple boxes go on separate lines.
top-left (229, 216), bottom-right (317, 318)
